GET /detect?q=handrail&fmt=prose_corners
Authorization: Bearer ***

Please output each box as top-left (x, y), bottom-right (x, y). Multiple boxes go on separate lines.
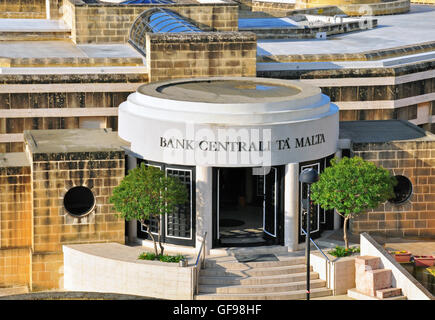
top-left (301, 228), bottom-right (332, 290)
top-left (193, 232), bottom-right (207, 297)
top-left (301, 228), bottom-right (331, 262)
top-left (195, 232), bottom-right (207, 267)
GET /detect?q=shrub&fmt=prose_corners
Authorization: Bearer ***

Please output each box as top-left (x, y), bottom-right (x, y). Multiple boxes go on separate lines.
top-left (138, 252), bottom-right (186, 263)
top-left (328, 246), bottom-right (360, 257)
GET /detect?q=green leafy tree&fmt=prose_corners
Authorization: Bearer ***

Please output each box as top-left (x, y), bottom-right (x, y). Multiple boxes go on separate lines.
top-left (310, 156), bottom-right (396, 249)
top-left (110, 163), bottom-right (188, 256)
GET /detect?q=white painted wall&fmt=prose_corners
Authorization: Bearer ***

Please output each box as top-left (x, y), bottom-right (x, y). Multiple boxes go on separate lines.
top-left (63, 244), bottom-right (195, 300)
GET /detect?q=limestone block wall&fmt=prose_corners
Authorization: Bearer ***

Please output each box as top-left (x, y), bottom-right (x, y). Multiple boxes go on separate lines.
top-left (0, 0), bottom-right (46, 19)
top-left (351, 140), bottom-right (435, 238)
top-left (0, 0), bottom-right (62, 19)
top-left (145, 32), bottom-right (257, 82)
top-left (26, 141), bottom-right (126, 290)
top-left (0, 154), bottom-right (32, 287)
top-left (252, 3), bottom-right (339, 16)
top-left (254, 0), bottom-right (410, 16)
top-left (62, 0), bottom-right (239, 44)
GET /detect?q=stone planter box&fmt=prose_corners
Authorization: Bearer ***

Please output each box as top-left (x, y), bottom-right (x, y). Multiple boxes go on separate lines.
top-left (310, 251), bottom-right (359, 295)
top-left (390, 251), bottom-right (412, 263)
top-left (414, 256), bottom-right (435, 267)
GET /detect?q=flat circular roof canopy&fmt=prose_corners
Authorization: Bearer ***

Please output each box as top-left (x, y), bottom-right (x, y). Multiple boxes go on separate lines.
top-left (137, 77), bottom-right (317, 106)
top-left (144, 79), bottom-right (302, 104)
top-left (119, 77), bottom-right (339, 166)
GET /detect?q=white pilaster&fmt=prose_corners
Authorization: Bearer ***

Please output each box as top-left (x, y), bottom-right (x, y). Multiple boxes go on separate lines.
top-left (284, 163), bottom-right (300, 251)
top-left (195, 166), bottom-right (213, 254)
top-left (46, 0), bottom-right (51, 20)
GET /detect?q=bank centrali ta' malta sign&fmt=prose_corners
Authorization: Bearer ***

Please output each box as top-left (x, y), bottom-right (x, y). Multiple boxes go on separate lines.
top-left (148, 120), bottom-right (339, 167)
top-left (160, 133), bottom-right (326, 152)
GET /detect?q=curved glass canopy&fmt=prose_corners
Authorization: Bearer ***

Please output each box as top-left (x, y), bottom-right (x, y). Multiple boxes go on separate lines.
top-left (129, 8), bottom-right (202, 56)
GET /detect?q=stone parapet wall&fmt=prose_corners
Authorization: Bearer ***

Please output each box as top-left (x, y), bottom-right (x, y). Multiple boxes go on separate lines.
top-left (257, 41), bottom-right (435, 63)
top-left (336, 0), bottom-right (410, 16)
top-left (0, 0), bottom-right (62, 19)
top-left (296, 0), bottom-right (381, 7)
top-left (251, 0), bottom-right (296, 16)
top-left (351, 139), bottom-right (435, 238)
top-left (0, 57), bottom-right (144, 68)
top-left (0, 0), bottom-right (46, 19)
top-left (243, 18), bottom-right (377, 39)
top-left (252, 3), bottom-right (339, 16)
top-left (254, 0), bottom-right (410, 16)
top-left (410, 0), bottom-right (435, 3)
top-left (146, 32), bottom-right (257, 82)
top-left (62, 0), bottom-right (239, 44)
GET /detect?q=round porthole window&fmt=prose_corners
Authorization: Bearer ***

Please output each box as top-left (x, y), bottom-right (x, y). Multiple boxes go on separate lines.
top-left (389, 175), bottom-right (412, 204)
top-left (63, 186), bottom-right (96, 217)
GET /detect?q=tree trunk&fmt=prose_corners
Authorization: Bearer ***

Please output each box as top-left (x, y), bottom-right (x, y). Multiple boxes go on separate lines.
top-left (143, 219), bottom-right (158, 256)
top-left (343, 216), bottom-right (349, 249)
top-left (157, 216), bottom-right (164, 256)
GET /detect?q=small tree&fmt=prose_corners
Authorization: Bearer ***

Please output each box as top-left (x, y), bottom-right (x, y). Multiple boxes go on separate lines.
top-left (110, 163), bottom-right (188, 256)
top-left (310, 156), bottom-right (396, 249)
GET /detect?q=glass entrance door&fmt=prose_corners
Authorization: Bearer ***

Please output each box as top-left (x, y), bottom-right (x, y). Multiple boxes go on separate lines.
top-left (213, 166), bottom-right (283, 247)
top-left (263, 167), bottom-right (277, 241)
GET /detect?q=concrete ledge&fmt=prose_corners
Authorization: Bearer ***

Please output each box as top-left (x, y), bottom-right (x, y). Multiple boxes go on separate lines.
top-left (63, 243), bottom-right (196, 300)
top-left (257, 41), bottom-right (435, 63)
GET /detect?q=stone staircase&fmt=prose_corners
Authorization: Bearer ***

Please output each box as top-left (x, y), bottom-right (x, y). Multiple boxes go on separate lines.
top-left (195, 247), bottom-right (333, 300)
top-left (347, 256), bottom-right (407, 300)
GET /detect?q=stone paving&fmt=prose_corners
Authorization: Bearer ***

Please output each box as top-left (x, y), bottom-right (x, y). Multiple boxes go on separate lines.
top-left (258, 5), bottom-right (435, 55)
top-left (384, 242), bottom-right (435, 256)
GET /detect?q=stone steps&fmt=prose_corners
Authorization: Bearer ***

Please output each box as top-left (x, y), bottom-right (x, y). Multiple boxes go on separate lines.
top-left (376, 287), bottom-right (403, 299)
top-left (205, 256), bottom-right (306, 269)
top-left (199, 271), bottom-right (320, 285)
top-left (195, 287), bottom-right (333, 300)
top-left (209, 245), bottom-right (293, 256)
top-left (352, 256), bottom-right (407, 300)
top-left (196, 252), bottom-right (332, 300)
top-left (199, 279), bottom-right (327, 294)
top-left (347, 288), bottom-right (407, 300)
top-left (200, 264), bottom-right (312, 277)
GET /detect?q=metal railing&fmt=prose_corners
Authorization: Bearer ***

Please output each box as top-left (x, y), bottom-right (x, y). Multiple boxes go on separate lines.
top-left (301, 228), bottom-right (332, 289)
top-left (193, 232), bottom-right (207, 297)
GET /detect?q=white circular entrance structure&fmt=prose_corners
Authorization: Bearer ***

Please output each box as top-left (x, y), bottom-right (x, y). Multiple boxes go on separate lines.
top-left (118, 77), bottom-right (339, 252)
top-left (119, 77), bottom-right (339, 167)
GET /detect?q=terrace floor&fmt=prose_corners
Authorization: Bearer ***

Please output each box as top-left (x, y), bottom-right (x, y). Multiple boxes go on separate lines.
top-left (257, 4), bottom-right (435, 56)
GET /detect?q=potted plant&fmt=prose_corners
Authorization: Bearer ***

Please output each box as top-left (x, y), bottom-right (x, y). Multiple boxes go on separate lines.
top-left (389, 250), bottom-right (412, 263)
top-left (413, 255), bottom-right (435, 267)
